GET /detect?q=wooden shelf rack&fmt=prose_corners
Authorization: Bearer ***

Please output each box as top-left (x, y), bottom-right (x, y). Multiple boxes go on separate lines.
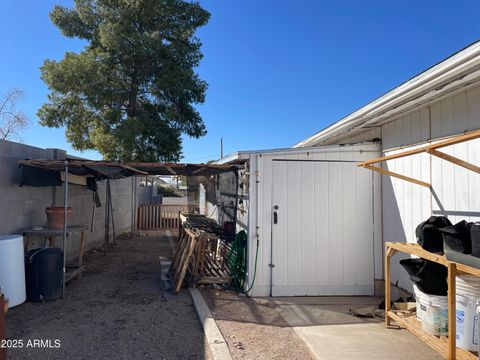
top-left (386, 242), bottom-right (480, 360)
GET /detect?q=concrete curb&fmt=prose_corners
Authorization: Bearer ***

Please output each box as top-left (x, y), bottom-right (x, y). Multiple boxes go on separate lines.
top-left (189, 288), bottom-right (232, 360)
top-left (165, 229), bottom-right (176, 250)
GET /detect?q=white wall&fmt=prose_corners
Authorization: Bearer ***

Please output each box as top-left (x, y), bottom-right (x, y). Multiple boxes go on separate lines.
top-left (246, 144), bottom-right (382, 296)
top-left (375, 85), bottom-right (480, 290)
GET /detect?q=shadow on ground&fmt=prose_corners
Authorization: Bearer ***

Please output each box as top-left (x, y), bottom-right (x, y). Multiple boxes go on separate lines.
top-left (6, 231), bottom-right (210, 360)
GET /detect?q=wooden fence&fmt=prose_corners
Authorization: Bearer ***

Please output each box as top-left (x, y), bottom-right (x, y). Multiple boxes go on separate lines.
top-left (136, 204), bottom-right (196, 230)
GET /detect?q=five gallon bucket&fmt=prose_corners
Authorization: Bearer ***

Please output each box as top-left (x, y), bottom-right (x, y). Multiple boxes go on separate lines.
top-left (455, 276), bottom-right (480, 352)
top-left (413, 284), bottom-right (448, 335)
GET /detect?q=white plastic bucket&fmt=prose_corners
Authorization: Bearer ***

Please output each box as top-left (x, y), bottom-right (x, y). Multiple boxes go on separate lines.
top-left (0, 235), bottom-right (26, 307)
top-left (456, 276), bottom-right (480, 352)
top-left (413, 284), bottom-right (448, 335)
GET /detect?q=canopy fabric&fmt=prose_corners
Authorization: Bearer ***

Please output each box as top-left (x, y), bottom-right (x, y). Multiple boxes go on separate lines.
top-left (18, 159), bottom-right (239, 181)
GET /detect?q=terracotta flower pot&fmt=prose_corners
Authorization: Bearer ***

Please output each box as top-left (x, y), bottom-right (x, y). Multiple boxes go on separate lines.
top-left (45, 207), bottom-right (73, 230)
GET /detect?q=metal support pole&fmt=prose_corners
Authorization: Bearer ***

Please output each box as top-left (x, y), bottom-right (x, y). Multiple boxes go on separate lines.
top-left (109, 180), bottom-right (116, 243)
top-left (131, 177), bottom-right (135, 234)
top-left (62, 159), bottom-right (69, 299)
top-left (104, 179), bottom-right (110, 254)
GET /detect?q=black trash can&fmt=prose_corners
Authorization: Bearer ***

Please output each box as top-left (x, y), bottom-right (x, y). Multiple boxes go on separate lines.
top-left (25, 248), bottom-right (63, 302)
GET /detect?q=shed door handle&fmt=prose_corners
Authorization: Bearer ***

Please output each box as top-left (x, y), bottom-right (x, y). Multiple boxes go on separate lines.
top-left (273, 211), bottom-right (278, 224)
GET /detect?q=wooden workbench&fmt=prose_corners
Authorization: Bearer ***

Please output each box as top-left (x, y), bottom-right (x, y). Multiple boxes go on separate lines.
top-left (385, 242), bottom-right (480, 360)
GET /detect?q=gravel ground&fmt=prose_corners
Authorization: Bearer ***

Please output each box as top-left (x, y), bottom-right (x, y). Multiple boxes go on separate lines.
top-left (201, 289), bottom-right (313, 360)
top-left (6, 231), bottom-right (212, 360)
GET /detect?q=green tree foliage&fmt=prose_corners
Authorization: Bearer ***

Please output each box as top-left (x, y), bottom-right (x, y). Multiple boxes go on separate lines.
top-left (39, 0), bottom-right (210, 161)
top-left (157, 185), bottom-right (180, 197)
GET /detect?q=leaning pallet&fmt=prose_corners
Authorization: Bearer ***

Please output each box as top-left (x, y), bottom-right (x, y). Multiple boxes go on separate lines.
top-left (170, 227), bottom-right (200, 294)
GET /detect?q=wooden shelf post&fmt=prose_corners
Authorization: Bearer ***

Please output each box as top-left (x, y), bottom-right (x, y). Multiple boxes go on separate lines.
top-left (448, 262), bottom-right (457, 360)
top-left (385, 245), bottom-right (397, 327)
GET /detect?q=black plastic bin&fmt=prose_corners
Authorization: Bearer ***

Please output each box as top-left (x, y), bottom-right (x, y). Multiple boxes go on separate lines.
top-left (399, 258), bottom-right (448, 295)
top-left (440, 220), bottom-right (472, 254)
top-left (471, 223), bottom-right (480, 258)
top-left (25, 248), bottom-right (63, 302)
top-left (415, 216), bottom-right (451, 253)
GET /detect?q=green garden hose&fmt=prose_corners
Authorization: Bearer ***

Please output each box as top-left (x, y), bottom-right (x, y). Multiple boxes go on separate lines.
top-left (227, 230), bottom-right (259, 294)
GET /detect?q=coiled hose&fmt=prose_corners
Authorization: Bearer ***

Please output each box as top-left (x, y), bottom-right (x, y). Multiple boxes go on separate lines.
top-left (227, 230), bottom-right (259, 294)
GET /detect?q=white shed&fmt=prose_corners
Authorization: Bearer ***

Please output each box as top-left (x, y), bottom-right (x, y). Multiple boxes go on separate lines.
top-left (217, 143), bottom-right (382, 296)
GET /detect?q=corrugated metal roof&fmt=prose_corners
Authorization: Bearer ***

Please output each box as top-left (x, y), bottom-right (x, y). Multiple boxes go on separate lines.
top-left (19, 159), bottom-right (239, 180)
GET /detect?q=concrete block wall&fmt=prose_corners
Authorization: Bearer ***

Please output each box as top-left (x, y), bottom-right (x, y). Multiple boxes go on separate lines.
top-left (0, 141), bottom-right (59, 240)
top-left (52, 178), bottom-right (135, 259)
top-left (0, 139), bottom-right (146, 261)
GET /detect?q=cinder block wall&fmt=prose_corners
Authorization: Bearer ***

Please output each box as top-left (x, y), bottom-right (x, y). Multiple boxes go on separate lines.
top-left (0, 139), bottom-right (148, 260)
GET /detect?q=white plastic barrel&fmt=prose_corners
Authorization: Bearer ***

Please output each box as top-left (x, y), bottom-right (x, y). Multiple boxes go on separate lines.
top-left (455, 276), bottom-right (480, 352)
top-left (0, 235), bottom-right (26, 307)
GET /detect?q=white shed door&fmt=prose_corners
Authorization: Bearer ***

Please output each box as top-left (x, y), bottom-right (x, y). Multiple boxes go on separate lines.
top-left (271, 159), bottom-right (374, 296)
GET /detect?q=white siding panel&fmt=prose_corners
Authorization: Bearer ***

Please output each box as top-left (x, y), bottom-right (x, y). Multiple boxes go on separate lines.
top-left (328, 153), bottom-right (344, 287)
top-left (382, 146), bottom-right (432, 291)
top-left (380, 84), bottom-right (480, 291)
top-left (468, 138), bottom-right (480, 220)
top-left (467, 87), bottom-right (480, 130)
top-left (272, 161), bottom-right (288, 287)
top-left (314, 157), bottom-right (331, 285)
top-left (286, 159), bottom-right (302, 286)
top-left (300, 161), bottom-right (316, 286)
top-left (383, 108), bottom-right (431, 151)
top-left (341, 152), bottom-right (357, 286)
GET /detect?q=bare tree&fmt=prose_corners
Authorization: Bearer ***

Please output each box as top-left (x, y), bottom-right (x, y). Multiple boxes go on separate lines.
top-left (0, 89), bottom-right (29, 141)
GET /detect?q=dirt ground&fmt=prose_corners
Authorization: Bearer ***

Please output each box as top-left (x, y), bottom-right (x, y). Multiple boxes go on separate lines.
top-left (201, 289), bottom-right (313, 360)
top-left (6, 231), bottom-right (212, 360)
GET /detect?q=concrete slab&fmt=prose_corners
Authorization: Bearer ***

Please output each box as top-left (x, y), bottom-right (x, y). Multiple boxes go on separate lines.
top-left (273, 297), bottom-right (443, 360)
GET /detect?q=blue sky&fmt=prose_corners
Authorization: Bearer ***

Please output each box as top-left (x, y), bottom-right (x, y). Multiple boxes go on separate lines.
top-left (0, 1), bottom-right (479, 162)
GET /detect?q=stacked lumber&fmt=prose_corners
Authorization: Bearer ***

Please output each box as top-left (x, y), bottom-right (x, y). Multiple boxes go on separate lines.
top-left (170, 215), bottom-right (232, 293)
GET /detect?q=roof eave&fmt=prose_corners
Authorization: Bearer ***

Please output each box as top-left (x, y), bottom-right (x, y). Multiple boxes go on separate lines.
top-left (294, 40), bottom-right (480, 148)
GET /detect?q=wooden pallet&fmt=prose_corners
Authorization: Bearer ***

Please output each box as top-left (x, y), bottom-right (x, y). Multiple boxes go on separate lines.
top-left (170, 218), bottom-right (232, 293)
